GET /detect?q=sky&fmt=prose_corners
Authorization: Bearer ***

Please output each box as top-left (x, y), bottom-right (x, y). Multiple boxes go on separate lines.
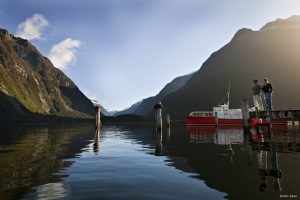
top-left (1, 0), bottom-right (300, 111)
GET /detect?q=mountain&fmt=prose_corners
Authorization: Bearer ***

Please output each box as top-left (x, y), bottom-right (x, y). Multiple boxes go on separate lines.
top-left (0, 28), bottom-right (95, 120)
top-left (159, 15), bottom-right (300, 119)
top-left (119, 16), bottom-right (300, 120)
top-left (113, 101), bottom-right (142, 116)
top-left (114, 72), bottom-right (194, 116)
top-left (99, 105), bottom-right (118, 116)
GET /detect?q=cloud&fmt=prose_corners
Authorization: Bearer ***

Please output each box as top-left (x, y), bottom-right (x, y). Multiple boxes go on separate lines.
top-left (48, 38), bottom-right (81, 69)
top-left (16, 14), bottom-right (49, 40)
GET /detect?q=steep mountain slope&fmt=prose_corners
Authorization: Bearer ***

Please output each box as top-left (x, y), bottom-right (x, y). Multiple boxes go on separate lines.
top-left (0, 28), bottom-right (95, 119)
top-left (160, 16), bottom-right (300, 119)
top-left (115, 72), bottom-right (194, 116)
top-left (114, 101), bottom-right (142, 116)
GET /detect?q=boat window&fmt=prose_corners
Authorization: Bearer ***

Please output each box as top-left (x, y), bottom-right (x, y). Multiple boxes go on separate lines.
top-left (191, 112), bottom-right (213, 117)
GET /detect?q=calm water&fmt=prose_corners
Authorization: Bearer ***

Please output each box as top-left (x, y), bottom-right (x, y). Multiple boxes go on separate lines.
top-left (0, 123), bottom-right (300, 200)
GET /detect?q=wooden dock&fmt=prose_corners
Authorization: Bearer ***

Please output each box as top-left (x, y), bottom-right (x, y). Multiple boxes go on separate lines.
top-left (249, 110), bottom-right (300, 120)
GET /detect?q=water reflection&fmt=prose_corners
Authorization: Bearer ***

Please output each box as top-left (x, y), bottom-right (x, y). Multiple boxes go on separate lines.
top-left (26, 182), bottom-right (69, 200)
top-left (167, 125), bottom-right (300, 199)
top-left (187, 126), bottom-right (244, 144)
top-left (0, 123), bottom-right (299, 200)
top-left (155, 129), bottom-right (163, 156)
top-left (93, 127), bottom-right (100, 154)
top-left (0, 123), bottom-right (94, 200)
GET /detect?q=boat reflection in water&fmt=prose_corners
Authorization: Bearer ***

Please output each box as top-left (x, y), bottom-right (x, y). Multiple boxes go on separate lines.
top-left (187, 126), bottom-right (244, 145)
top-left (184, 125), bottom-right (300, 198)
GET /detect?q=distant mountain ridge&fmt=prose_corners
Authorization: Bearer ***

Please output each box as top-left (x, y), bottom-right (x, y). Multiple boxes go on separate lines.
top-left (119, 15), bottom-right (300, 119)
top-left (0, 28), bottom-right (95, 119)
top-left (114, 101), bottom-right (142, 116)
top-left (114, 72), bottom-right (194, 116)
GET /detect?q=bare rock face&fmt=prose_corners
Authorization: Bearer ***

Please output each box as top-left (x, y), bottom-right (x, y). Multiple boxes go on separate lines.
top-left (0, 28), bottom-right (94, 119)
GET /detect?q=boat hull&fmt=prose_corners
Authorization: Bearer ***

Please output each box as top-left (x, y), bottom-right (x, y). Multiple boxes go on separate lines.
top-left (186, 116), bottom-right (243, 126)
top-left (186, 116), bottom-right (288, 126)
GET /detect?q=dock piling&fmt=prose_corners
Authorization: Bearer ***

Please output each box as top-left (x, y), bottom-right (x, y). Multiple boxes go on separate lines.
top-left (166, 114), bottom-right (171, 128)
top-left (154, 102), bottom-right (163, 132)
top-left (241, 99), bottom-right (250, 127)
top-left (214, 111), bottom-right (218, 127)
top-left (95, 104), bottom-right (101, 128)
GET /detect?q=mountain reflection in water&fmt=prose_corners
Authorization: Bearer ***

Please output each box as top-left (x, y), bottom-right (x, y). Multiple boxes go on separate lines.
top-left (0, 123), bottom-right (299, 200)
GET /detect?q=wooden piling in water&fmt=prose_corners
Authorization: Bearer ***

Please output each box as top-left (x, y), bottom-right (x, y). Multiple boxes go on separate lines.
top-left (241, 99), bottom-right (250, 133)
top-left (154, 102), bottom-right (163, 132)
top-left (166, 114), bottom-right (171, 128)
top-left (241, 99), bottom-right (250, 127)
top-left (94, 104), bottom-right (101, 128)
top-left (214, 111), bottom-right (218, 127)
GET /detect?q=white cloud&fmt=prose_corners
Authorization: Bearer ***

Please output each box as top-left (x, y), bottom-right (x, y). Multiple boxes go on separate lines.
top-left (48, 38), bottom-right (81, 69)
top-left (16, 14), bottom-right (49, 40)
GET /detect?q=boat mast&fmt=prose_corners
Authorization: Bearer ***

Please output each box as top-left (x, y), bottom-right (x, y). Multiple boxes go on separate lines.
top-left (227, 80), bottom-right (230, 107)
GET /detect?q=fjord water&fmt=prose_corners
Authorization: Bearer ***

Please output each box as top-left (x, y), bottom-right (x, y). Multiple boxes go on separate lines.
top-left (0, 123), bottom-right (299, 200)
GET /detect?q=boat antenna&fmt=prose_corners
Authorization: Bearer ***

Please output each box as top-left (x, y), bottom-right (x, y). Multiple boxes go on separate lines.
top-left (227, 80), bottom-right (230, 107)
top-left (217, 80), bottom-right (231, 106)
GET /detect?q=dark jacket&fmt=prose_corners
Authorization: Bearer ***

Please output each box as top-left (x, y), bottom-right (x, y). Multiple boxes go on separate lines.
top-left (252, 85), bottom-right (262, 95)
top-left (262, 83), bottom-right (273, 93)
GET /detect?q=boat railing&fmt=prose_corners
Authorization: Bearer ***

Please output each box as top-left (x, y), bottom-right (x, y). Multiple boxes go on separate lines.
top-left (189, 111), bottom-right (214, 117)
top-left (217, 110), bottom-right (243, 119)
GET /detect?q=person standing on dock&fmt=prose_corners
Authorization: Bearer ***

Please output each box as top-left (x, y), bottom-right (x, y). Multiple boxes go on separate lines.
top-left (252, 80), bottom-right (264, 111)
top-left (262, 78), bottom-right (273, 112)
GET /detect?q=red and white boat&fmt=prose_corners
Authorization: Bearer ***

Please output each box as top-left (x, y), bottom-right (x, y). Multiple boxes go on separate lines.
top-left (186, 104), bottom-right (244, 126)
top-left (186, 86), bottom-right (244, 126)
top-left (186, 85), bottom-right (297, 126)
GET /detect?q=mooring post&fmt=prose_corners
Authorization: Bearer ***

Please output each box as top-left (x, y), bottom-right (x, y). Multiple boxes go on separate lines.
top-left (266, 111), bottom-right (272, 133)
top-left (166, 114), bottom-right (171, 128)
top-left (154, 102), bottom-right (163, 132)
top-left (154, 102), bottom-right (163, 156)
top-left (214, 111), bottom-right (218, 127)
top-left (167, 126), bottom-right (171, 141)
top-left (241, 99), bottom-right (250, 133)
top-left (94, 103), bottom-right (101, 128)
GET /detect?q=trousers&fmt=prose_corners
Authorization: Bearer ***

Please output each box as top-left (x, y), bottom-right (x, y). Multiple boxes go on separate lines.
top-left (253, 95), bottom-right (264, 111)
top-left (264, 92), bottom-right (273, 112)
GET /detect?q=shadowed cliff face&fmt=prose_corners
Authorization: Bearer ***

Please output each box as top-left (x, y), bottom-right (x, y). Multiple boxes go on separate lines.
top-left (154, 16), bottom-right (300, 119)
top-left (0, 28), bottom-right (94, 118)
